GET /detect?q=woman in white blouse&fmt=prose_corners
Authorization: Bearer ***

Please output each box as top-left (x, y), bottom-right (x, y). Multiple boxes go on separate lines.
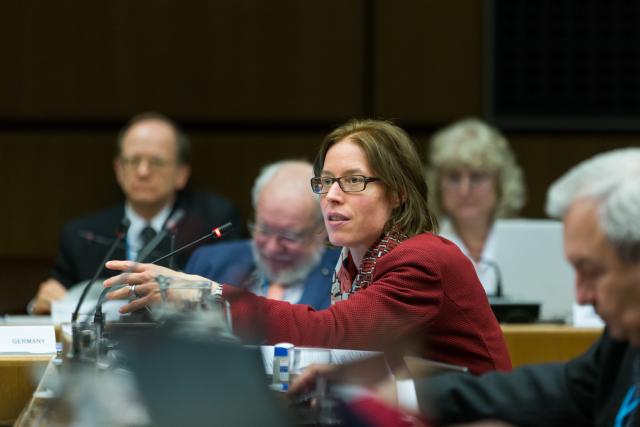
top-left (426, 118), bottom-right (526, 296)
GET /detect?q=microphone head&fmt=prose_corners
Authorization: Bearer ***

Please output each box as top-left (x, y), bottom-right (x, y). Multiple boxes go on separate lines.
top-left (116, 217), bottom-right (131, 238)
top-left (165, 209), bottom-right (186, 232)
top-left (149, 221), bottom-right (233, 265)
top-left (80, 231), bottom-right (96, 241)
top-left (211, 222), bottom-right (233, 238)
top-left (120, 217), bottom-right (131, 231)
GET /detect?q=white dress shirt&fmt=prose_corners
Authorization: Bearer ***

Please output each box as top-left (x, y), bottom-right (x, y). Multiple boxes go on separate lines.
top-left (125, 203), bottom-right (172, 261)
top-left (438, 219), bottom-right (499, 296)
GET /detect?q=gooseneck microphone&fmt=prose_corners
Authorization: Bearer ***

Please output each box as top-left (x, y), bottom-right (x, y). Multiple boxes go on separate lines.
top-left (165, 209), bottom-right (184, 269)
top-left (149, 222), bottom-right (233, 265)
top-left (136, 209), bottom-right (185, 263)
top-left (79, 230), bottom-right (127, 249)
top-left (70, 217), bottom-right (130, 360)
top-left (72, 217), bottom-right (131, 323)
top-left (484, 259), bottom-right (504, 298)
top-left (92, 222), bottom-right (234, 328)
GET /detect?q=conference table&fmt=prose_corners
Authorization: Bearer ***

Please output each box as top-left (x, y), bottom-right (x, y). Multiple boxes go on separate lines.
top-left (5, 323), bottom-right (604, 426)
top-left (0, 354), bottom-right (52, 426)
top-left (500, 324), bottom-right (603, 368)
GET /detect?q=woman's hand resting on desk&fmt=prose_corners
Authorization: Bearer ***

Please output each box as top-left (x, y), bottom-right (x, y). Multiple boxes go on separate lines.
top-left (103, 260), bottom-right (217, 314)
top-left (288, 356), bottom-right (404, 407)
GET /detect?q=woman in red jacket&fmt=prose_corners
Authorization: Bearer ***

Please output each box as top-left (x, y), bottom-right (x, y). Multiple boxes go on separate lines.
top-left (106, 119), bottom-right (511, 374)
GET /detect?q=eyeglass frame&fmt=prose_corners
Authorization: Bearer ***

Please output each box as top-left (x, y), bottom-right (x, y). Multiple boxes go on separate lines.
top-left (440, 170), bottom-right (494, 190)
top-left (310, 175), bottom-right (381, 194)
top-left (118, 155), bottom-right (175, 171)
top-left (248, 221), bottom-right (321, 246)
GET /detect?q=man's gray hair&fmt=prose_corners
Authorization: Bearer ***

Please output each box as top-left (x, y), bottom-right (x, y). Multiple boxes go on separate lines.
top-left (251, 160), bottom-right (322, 223)
top-left (546, 148), bottom-right (640, 264)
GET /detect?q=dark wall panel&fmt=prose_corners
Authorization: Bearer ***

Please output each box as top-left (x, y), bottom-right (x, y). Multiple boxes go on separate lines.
top-left (487, 0), bottom-right (640, 130)
top-left (0, 1), bottom-right (364, 121)
top-left (1, 132), bottom-right (119, 256)
top-left (374, 0), bottom-right (484, 122)
top-left (0, 257), bottom-right (52, 314)
top-left (507, 135), bottom-right (640, 217)
top-left (188, 131), bottom-right (326, 222)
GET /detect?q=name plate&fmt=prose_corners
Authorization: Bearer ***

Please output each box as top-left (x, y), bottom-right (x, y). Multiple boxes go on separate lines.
top-left (0, 325), bottom-right (57, 354)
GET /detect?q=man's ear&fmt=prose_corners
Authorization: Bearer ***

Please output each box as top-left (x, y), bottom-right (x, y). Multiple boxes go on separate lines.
top-left (175, 164), bottom-right (191, 190)
top-left (114, 157), bottom-right (124, 187)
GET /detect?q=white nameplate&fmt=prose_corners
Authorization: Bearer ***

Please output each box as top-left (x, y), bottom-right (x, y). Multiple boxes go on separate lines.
top-left (0, 325), bottom-right (57, 354)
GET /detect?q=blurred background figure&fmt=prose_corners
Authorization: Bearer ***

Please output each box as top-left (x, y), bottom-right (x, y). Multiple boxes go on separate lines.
top-left (186, 160), bottom-right (339, 309)
top-left (426, 118), bottom-right (526, 296)
top-left (29, 112), bottom-right (245, 314)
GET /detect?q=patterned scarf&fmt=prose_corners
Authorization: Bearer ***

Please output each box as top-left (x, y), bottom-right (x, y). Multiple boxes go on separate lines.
top-left (331, 227), bottom-right (408, 303)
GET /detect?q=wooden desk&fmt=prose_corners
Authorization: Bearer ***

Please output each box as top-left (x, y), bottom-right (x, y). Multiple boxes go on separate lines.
top-left (7, 326), bottom-right (604, 425)
top-left (501, 324), bottom-right (603, 368)
top-left (0, 355), bottom-right (52, 426)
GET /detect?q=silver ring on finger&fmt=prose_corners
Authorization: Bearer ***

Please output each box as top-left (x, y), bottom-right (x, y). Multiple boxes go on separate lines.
top-left (130, 284), bottom-right (141, 298)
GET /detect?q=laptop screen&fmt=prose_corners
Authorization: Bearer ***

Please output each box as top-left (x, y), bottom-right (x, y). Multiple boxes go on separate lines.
top-left (492, 219), bottom-right (575, 322)
top-left (122, 328), bottom-right (291, 427)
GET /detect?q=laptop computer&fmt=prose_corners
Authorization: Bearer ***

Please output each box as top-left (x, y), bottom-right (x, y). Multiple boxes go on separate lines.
top-left (492, 219), bottom-right (575, 322)
top-left (121, 325), bottom-right (291, 427)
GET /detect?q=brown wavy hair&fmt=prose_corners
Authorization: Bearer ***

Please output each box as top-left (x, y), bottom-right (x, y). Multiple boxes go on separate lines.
top-left (313, 119), bottom-right (438, 237)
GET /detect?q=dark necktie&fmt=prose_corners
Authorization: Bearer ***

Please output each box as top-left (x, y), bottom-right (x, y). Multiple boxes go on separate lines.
top-left (140, 225), bottom-right (157, 248)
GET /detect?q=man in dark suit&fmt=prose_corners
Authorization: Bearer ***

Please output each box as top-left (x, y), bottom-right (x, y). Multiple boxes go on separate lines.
top-left (415, 148), bottom-right (640, 426)
top-left (30, 112), bottom-right (244, 314)
top-left (186, 160), bottom-right (339, 310)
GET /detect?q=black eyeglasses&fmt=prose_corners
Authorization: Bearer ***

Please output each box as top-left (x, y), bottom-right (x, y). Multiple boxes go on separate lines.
top-left (310, 175), bottom-right (381, 194)
top-left (248, 222), bottom-right (315, 245)
top-left (119, 156), bottom-right (172, 171)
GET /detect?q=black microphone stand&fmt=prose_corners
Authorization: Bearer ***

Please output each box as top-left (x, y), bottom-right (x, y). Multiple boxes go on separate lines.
top-left (70, 218), bottom-right (130, 360)
top-left (168, 229), bottom-right (177, 270)
top-left (91, 222), bottom-right (234, 358)
top-left (485, 259), bottom-right (504, 298)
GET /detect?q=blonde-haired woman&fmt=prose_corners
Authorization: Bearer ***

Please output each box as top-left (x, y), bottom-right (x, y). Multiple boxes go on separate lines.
top-left (427, 118), bottom-right (526, 296)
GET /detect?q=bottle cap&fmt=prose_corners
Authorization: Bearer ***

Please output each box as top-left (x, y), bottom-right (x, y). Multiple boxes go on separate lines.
top-left (274, 347), bottom-right (289, 357)
top-left (274, 342), bottom-right (294, 357)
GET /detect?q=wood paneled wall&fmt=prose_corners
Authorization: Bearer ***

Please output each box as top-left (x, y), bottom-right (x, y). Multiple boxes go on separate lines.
top-left (1, 0), bottom-right (638, 312)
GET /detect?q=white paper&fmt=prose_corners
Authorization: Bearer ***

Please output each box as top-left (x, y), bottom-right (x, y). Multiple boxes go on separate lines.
top-left (572, 303), bottom-right (605, 328)
top-left (50, 279), bottom-right (127, 325)
top-left (51, 299), bottom-right (127, 325)
top-left (0, 315), bottom-right (53, 326)
top-left (0, 325), bottom-right (56, 354)
top-left (260, 345), bottom-right (379, 375)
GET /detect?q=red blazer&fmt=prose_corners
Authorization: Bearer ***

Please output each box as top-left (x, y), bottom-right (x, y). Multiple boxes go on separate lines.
top-left (225, 233), bottom-right (511, 374)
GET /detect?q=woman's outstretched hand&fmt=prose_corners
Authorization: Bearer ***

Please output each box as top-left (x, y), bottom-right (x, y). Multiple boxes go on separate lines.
top-left (103, 260), bottom-right (212, 314)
